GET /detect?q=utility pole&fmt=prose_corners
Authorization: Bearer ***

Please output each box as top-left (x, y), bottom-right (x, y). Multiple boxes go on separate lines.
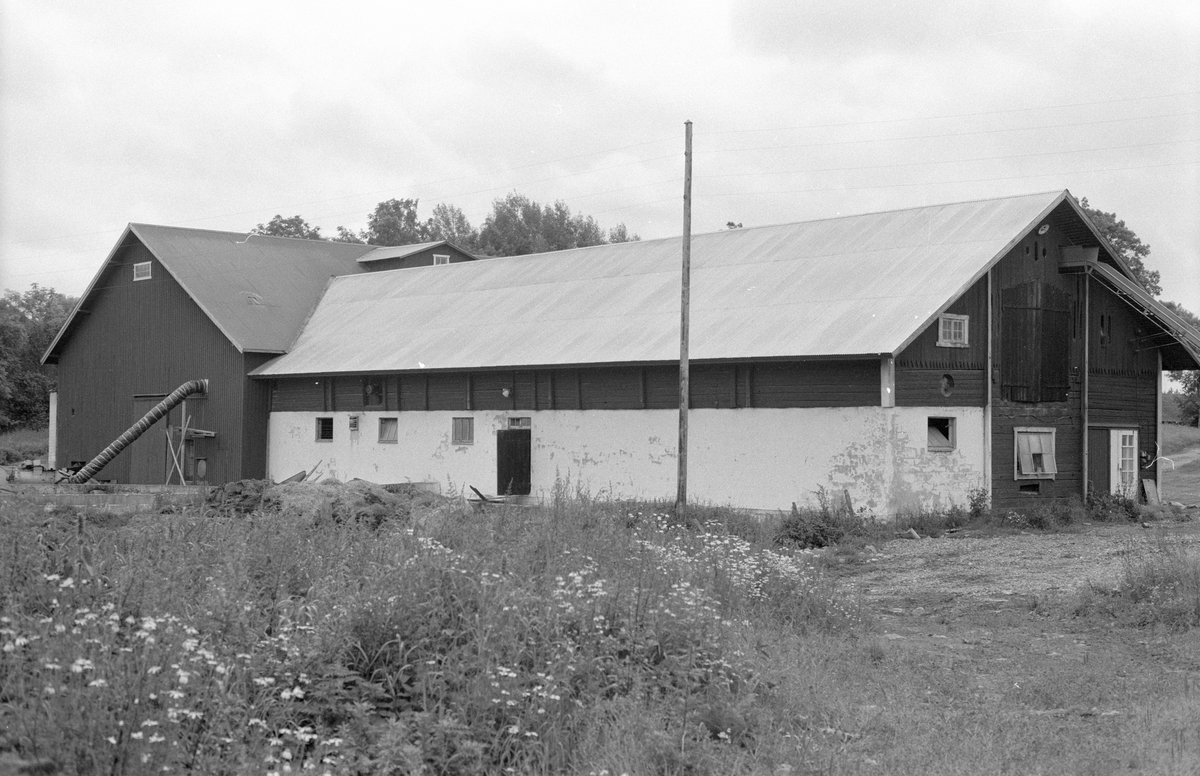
top-left (675, 120), bottom-right (693, 520)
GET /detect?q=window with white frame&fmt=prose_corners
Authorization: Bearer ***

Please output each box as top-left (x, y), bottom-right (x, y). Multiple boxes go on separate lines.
top-left (937, 314), bottom-right (969, 347)
top-left (433, 254), bottom-right (450, 266)
top-left (1110, 428), bottom-right (1138, 497)
top-left (1014, 427), bottom-right (1056, 480)
top-left (133, 261), bottom-right (152, 282)
top-left (452, 417), bottom-right (473, 445)
top-left (379, 417), bottom-right (398, 443)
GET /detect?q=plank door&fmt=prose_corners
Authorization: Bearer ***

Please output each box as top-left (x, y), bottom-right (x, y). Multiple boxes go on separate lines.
top-left (497, 429), bottom-right (531, 496)
top-left (127, 396), bottom-right (172, 484)
top-left (1087, 428), bottom-right (1110, 497)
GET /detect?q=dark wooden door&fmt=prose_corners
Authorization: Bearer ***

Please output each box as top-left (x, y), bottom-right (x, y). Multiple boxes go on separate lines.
top-left (497, 429), bottom-right (531, 495)
top-left (1087, 428), bottom-right (1109, 496)
top-left (128, 396), bottom-right (170, 484)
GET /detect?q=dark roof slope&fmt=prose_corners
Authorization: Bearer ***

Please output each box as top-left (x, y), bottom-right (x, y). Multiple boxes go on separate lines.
top-left (44, 225), bottom-right (375, 362)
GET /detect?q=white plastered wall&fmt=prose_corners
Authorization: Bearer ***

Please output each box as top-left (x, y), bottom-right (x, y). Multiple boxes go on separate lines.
top-left (268, 406), bottom-right (985, 517)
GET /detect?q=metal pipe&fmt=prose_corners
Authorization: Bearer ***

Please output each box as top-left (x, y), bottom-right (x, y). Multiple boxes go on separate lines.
top-left (68, 379), bottom-right (209, 484)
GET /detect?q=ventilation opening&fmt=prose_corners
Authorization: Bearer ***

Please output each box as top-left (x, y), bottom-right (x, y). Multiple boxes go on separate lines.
top-left (1019, 482), bottom-right (1041, 494)
top-left (927, 417), bottom-right (955, 451)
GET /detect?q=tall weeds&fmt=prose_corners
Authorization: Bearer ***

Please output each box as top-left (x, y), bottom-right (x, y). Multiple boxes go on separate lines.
top-left (0, 491), bottom-right (855, 774)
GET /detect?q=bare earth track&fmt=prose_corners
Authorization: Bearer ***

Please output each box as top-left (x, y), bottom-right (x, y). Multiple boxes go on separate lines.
top-left (823, 522), bottom-right (1200, 774)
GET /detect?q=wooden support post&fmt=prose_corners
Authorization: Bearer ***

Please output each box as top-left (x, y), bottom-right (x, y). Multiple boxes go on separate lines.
top-left (676, 120), bottom-right (693, 519)
top-left (1081, 271), bottom-right (1090, 499)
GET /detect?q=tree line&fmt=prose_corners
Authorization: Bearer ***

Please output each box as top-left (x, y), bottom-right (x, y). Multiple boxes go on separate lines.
top-left (251, 192), bottom-right (640, 255)
top-left (0, 284), bottom-right (76, 430)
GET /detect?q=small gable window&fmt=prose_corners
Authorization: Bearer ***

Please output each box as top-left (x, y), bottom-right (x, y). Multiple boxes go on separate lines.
top-left (937, 314), bottom-right (969, 348)
top-left (1014, 427), bottom-right (1056, 480)
top-left (133, 262), bottom-right (152, 282)
top-left (433, 254), bottom-right (450, 266)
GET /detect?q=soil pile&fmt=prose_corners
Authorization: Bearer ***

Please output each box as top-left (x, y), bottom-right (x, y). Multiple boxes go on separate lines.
top-left (207, 478), bottom-right (453, 527)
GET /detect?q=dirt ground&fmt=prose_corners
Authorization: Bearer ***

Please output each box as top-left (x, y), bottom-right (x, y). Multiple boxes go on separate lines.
top-left (830, 522), bottom-right (1200, 773)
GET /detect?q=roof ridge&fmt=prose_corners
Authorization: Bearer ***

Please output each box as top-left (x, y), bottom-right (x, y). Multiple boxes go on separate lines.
top-left (129, 222), bottom-right (372, 247)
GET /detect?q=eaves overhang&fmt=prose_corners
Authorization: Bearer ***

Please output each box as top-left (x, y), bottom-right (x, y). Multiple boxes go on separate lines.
top-left (1090, 262), bottom-right (1200, 370)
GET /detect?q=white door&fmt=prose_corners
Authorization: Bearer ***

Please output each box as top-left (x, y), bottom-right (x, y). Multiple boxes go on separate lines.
top-left (1108, 428), bottom-right (1138, 498)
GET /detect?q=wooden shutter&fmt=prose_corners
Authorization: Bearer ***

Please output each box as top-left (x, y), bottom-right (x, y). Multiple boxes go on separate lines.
top-left (1039, 286), bottom-right (1072, 402)
top-left (1001, 281), bottom-right (1041, 402)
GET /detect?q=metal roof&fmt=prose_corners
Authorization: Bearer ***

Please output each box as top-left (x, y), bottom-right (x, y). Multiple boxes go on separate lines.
top-left (253, 191), bottom-right (1079, 377)
top-left (44, 225), bottom-right (375, 361)
top-left (357, 240), bottom-right (477, 263)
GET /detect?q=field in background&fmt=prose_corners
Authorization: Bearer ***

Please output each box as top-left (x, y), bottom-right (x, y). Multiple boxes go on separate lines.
top-left (0, 426), bottom-right (48, 464)
top-left (1160, 424), bottom-right (1200, 506)
top-left (2, 483), bottom-right (1198, 775)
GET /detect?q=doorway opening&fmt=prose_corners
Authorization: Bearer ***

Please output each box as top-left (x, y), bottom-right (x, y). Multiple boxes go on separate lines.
top-left (497, 426), bottom-right (531, 496)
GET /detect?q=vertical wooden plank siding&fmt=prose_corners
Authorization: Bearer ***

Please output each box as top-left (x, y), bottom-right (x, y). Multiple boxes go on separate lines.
top-left (267, 361), bottom-right (881, 414)
top-left (53, 241), bottom-right (248, 483)
top-left (989, 222), bottom-right (1085, 511)
top-left (895, 275), bottom-right (988, 407)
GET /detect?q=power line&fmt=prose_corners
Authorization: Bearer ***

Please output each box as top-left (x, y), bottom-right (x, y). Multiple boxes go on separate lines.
top-left (696, 159), bottom-right (1200, 198)
top-left (705, 111), bottom-right (1198, 155)
top-left (2, 134), bottom-right (680, 247)
top-left (587, 158), bottom-right (1200, 215)
top-left (701, 90), bottom-right (1200, 136)
top-left (703, 138), bottom-right (1200, 179)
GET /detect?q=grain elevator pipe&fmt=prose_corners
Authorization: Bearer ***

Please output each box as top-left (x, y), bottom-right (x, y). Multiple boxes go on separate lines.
top-left (68, 379), bottom-right (209, 484)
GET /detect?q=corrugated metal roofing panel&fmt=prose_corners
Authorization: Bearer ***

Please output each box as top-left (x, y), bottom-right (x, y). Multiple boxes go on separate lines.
top-left (357, 241), bottom-right (441, 262)
top-left (131, 225), bottom-right (375, 352)
top-left (253, 191), bottom-right (1070, 376)
top-left (1091, 263), bottom-right (1200, 368)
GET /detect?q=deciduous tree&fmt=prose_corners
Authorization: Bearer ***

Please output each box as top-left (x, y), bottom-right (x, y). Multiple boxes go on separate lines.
top-left (0, 284), bottom-right (76, 430)
top-left (428, 203), bottom-right (479, 250)
top-left (251, 215), bottom-right (323, 240)
top-left (1079, 197), bottom-right (1160, 296)
top-left (365, 198), bottom-right (432, 246)
top-left (1163, 301), bottom-right (1200, 427)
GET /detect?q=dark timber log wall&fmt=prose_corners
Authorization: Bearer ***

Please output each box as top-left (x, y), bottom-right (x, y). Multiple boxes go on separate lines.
top-left (269, 359), bottom-right (881, 413)
top-left (990, 216), bottom-right (1086, 512)
top-left (1087, 275), bottom-right (1159, 493)
top-left (896, 275), bottom-right (988, 407)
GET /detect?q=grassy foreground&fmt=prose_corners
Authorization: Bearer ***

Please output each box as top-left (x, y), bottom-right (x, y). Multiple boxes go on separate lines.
top-left (2, 485), bottom-right (1199, 774)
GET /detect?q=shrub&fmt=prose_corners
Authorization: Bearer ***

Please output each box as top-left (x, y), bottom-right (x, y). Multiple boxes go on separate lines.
top-left (1086, 491), bottom-right (1140, 523)
top-left (774, 487), bottom-right (867, 549)
top-left (1072, 538), bottom-right (1200, 631)
top-left (967, 486), bottom-right (990, 520)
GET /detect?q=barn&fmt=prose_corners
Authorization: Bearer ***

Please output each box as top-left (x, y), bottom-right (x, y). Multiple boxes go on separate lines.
top-left (254, 190), bottom-right (1200, 516)
top-left (42, 225), bottom-right (477, 484)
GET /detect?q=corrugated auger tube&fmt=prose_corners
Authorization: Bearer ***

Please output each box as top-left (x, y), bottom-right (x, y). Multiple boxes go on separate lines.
top-left (68, 379), bottom-right (209, 484)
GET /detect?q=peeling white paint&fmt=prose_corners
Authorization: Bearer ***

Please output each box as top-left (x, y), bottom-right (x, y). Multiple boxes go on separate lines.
top-left (268, 407), bottom-right (985, 517)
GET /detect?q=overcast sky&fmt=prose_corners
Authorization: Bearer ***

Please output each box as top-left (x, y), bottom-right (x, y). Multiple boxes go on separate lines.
top-left (2, 0), bottom-right (1197, 313)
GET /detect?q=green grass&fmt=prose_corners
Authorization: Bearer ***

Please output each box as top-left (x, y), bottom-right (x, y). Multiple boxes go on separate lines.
top-left (0, 491), bottom-right (853, 774)
top-left (3, 488), bottom-right (1199, 774)
top-left (1161, 423), bottom-right (1200, 458)
top-left (0, 426), bottom-right (48, 464)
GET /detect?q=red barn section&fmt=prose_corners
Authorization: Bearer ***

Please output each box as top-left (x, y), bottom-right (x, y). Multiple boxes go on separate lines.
top-left (42, 225), bottom-right (477, 484)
